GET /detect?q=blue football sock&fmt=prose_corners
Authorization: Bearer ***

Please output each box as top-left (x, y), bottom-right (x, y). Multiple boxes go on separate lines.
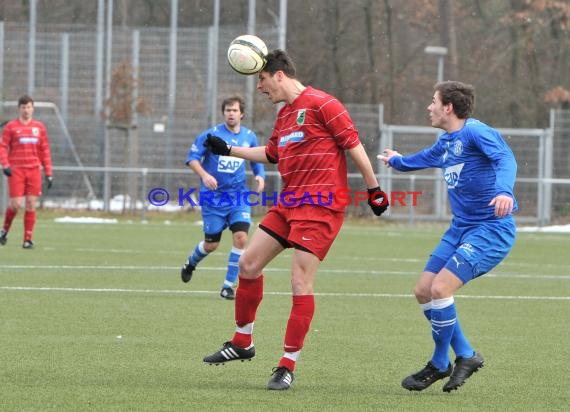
top-left (421, 301), bottom-right (473, 359)
top-left (224, 247), bottom-right (243, 287)
top-left (430, 297), bottom-right (456, 371)
top-left (189, 241), bottom-right (208, 267)
top-left (450, 318), bottom-right (474, 359)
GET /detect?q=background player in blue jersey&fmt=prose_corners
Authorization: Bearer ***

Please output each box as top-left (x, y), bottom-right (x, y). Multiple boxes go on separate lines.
top-left (379, 81), bottom-right (517, 392)
top-left (181, 96), bottom-right (265, 300)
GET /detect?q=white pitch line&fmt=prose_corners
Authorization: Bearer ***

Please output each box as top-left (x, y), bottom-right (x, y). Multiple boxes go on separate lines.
top-left (1, 265), bottom-right (569, 280)
top-left (0, 286), bottom-right (569, 300)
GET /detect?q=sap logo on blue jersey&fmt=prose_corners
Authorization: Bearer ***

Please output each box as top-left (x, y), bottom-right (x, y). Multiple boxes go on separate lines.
top-left (217, 156), bottom-right (245, 173)
top-left (443, 163), bottom-right (464, 188)
top-left (278, 131), bottom-right (304, 147)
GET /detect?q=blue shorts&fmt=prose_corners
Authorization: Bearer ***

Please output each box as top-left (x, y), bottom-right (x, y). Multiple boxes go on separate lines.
top-left (201, 202), bottom-right (251, 236)
top-left (424, 216), bottom-right (516, 284)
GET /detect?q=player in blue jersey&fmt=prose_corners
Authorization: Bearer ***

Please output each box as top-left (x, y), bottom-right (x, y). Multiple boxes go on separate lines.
top-left (379, 81), bottom-right (517, 392)
top-left (181, 96), bottom-right (265, 300)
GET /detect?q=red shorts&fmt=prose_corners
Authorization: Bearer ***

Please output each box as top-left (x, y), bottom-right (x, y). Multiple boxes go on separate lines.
top-left (8, 167), bottom-right (43, 197)
top-left (259, 204), bottom-right (344, 261)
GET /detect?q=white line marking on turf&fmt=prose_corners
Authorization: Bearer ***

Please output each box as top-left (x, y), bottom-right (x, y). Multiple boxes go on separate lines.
top-left (1, 265), bottom-right (569, 280)
top-left (0, 286), bottom-right (568, 300)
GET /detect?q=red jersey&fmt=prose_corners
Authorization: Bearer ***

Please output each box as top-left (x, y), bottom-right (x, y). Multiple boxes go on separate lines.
top-left (0, 118), bottom-right (52, 175)
top-left (265, 86), bottom-right (360, 212)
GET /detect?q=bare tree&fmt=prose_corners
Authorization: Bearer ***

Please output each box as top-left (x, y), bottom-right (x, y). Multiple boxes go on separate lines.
top-left (438, 0), bottom-right (458, 80)
top-left (382, 0), bottom-right (396, 121)
top-left (0, 0), bottom-right (567, 129)
top-left (363, 0), bottom-right (380, 104)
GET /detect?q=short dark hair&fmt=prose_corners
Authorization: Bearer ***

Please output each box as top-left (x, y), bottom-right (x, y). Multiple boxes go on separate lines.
top-left (262, 49), bottom-right (297, 78)
top-left (18, 95), bottom-right (34, 107)
top-left (221, 96), bottom-right (245, 114)
top-left (434, 81), bottom-right (475, 119)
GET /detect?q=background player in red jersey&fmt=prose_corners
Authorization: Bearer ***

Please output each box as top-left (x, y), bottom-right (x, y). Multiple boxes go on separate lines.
top-left (202, 49), bottom-right (388, 390)
top-left (0, 95), bottom-right (53, 249)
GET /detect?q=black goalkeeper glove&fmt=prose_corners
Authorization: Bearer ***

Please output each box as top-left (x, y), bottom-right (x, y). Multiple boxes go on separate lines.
top-left (2, 167), bottom-right (12, 177)
top-left (204, 134), bottom-right (232, 156)
top-left (368, 187), bottom-right (389, 216)
top-left (46, 175), bottom-right (53, 189)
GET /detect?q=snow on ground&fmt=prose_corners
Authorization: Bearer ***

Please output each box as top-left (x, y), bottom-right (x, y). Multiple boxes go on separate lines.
top-left (54, 216), bottom-right (118, 224)
top-left (44, 194), bottom-right (199, 213)
top-left (517, 224), bottom-right (570, 233)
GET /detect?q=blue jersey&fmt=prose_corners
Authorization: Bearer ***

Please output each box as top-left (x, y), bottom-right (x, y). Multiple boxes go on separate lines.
top-left (186, 123), bottom-right (265, 193)
top-left (389, 118), bottom-right (518, 222)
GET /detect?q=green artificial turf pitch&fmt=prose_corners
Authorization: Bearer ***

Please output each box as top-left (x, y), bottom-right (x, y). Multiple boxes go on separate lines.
top-left (1, 212), bottom-right (568, 411)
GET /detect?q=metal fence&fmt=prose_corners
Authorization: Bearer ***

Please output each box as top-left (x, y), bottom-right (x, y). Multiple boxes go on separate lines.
top-left (1, 104), bottom-right (568, 224)
top-left (0, 101), bottom-right (385, 219)
top-left (0, 21), bottom-right (281, 165)
top-left (379, 123), bottom-right (554, 225)
top-left (1, 19), bottom-right (569, 224)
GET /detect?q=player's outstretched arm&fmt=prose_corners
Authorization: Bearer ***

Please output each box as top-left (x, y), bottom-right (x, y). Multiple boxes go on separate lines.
top-left (204, 134), bottom-right (269, 163)
top-left (204, 134), bottom-right (232, 155)
top-left (377, 148), bottom-right (402, 167)
top-left (231, 145), bottom-right (268, 163)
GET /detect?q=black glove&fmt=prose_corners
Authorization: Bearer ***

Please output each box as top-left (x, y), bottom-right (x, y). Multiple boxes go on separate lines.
top-left (2, 167), bottom-right (11, 177)
top-left (204, 133), bottom-right (231, 156)
top-left (368, 187), bottom-right (389, 216)
top-left (46, 175), bottom-right (53, 189)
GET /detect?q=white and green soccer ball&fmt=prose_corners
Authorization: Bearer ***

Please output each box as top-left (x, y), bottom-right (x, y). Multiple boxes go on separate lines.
top-left (227, 35), bottom-right (268, 75)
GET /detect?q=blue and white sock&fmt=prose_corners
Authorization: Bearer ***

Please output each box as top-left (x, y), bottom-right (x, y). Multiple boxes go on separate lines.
top-left (450, 318), bottom-right (474, 359)
top-left (430, 297), bottom-right (456, 371)
top-left (421, 300), bottom-right (474, 359)
top-left (421, 301), bottom-right (432, 320)
top-left (189, 241), bottom-right (208, 267)
top-left (224, 247), bottom-right (243, 288)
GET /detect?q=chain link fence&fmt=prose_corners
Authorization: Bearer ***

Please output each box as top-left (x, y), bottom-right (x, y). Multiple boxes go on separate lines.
top-left (1, 21), bottom-right (569, 224)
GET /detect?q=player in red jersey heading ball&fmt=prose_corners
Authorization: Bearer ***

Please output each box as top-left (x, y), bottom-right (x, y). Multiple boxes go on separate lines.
top-left (203, 49), bottom-right (388, 390)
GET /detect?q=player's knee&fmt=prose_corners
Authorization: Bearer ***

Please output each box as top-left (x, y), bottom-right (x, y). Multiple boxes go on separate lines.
top-left (238, 255), bottom-right (259, 277)
top-left (9, 200), bottom-right (21, 210)
top-left (290, 275), bottom-right (313, 295)
top-left (233, 233), bottom-right (248, 249)
top-left (430, 281), bottom-right (452, 300)
top-left (203, 241), bottom-right (219, 253)
top-left (413, 284), bottom-right (431, 302)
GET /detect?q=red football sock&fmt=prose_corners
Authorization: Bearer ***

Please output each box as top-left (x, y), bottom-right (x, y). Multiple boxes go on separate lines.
top-left (231, 275), bottom-right (264, 348)
top-left (3, 207), bottom-right (18, 232)
top-left (24, 211), bottom-right (36, 241)
top-left (278, 295), bottom-right (315, 371)
top-left (278, 356), bottom-right (297, 372)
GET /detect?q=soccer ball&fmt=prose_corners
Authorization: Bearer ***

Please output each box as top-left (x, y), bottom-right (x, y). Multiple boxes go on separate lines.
top-left (227, 35), bottom-right (268, 75)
